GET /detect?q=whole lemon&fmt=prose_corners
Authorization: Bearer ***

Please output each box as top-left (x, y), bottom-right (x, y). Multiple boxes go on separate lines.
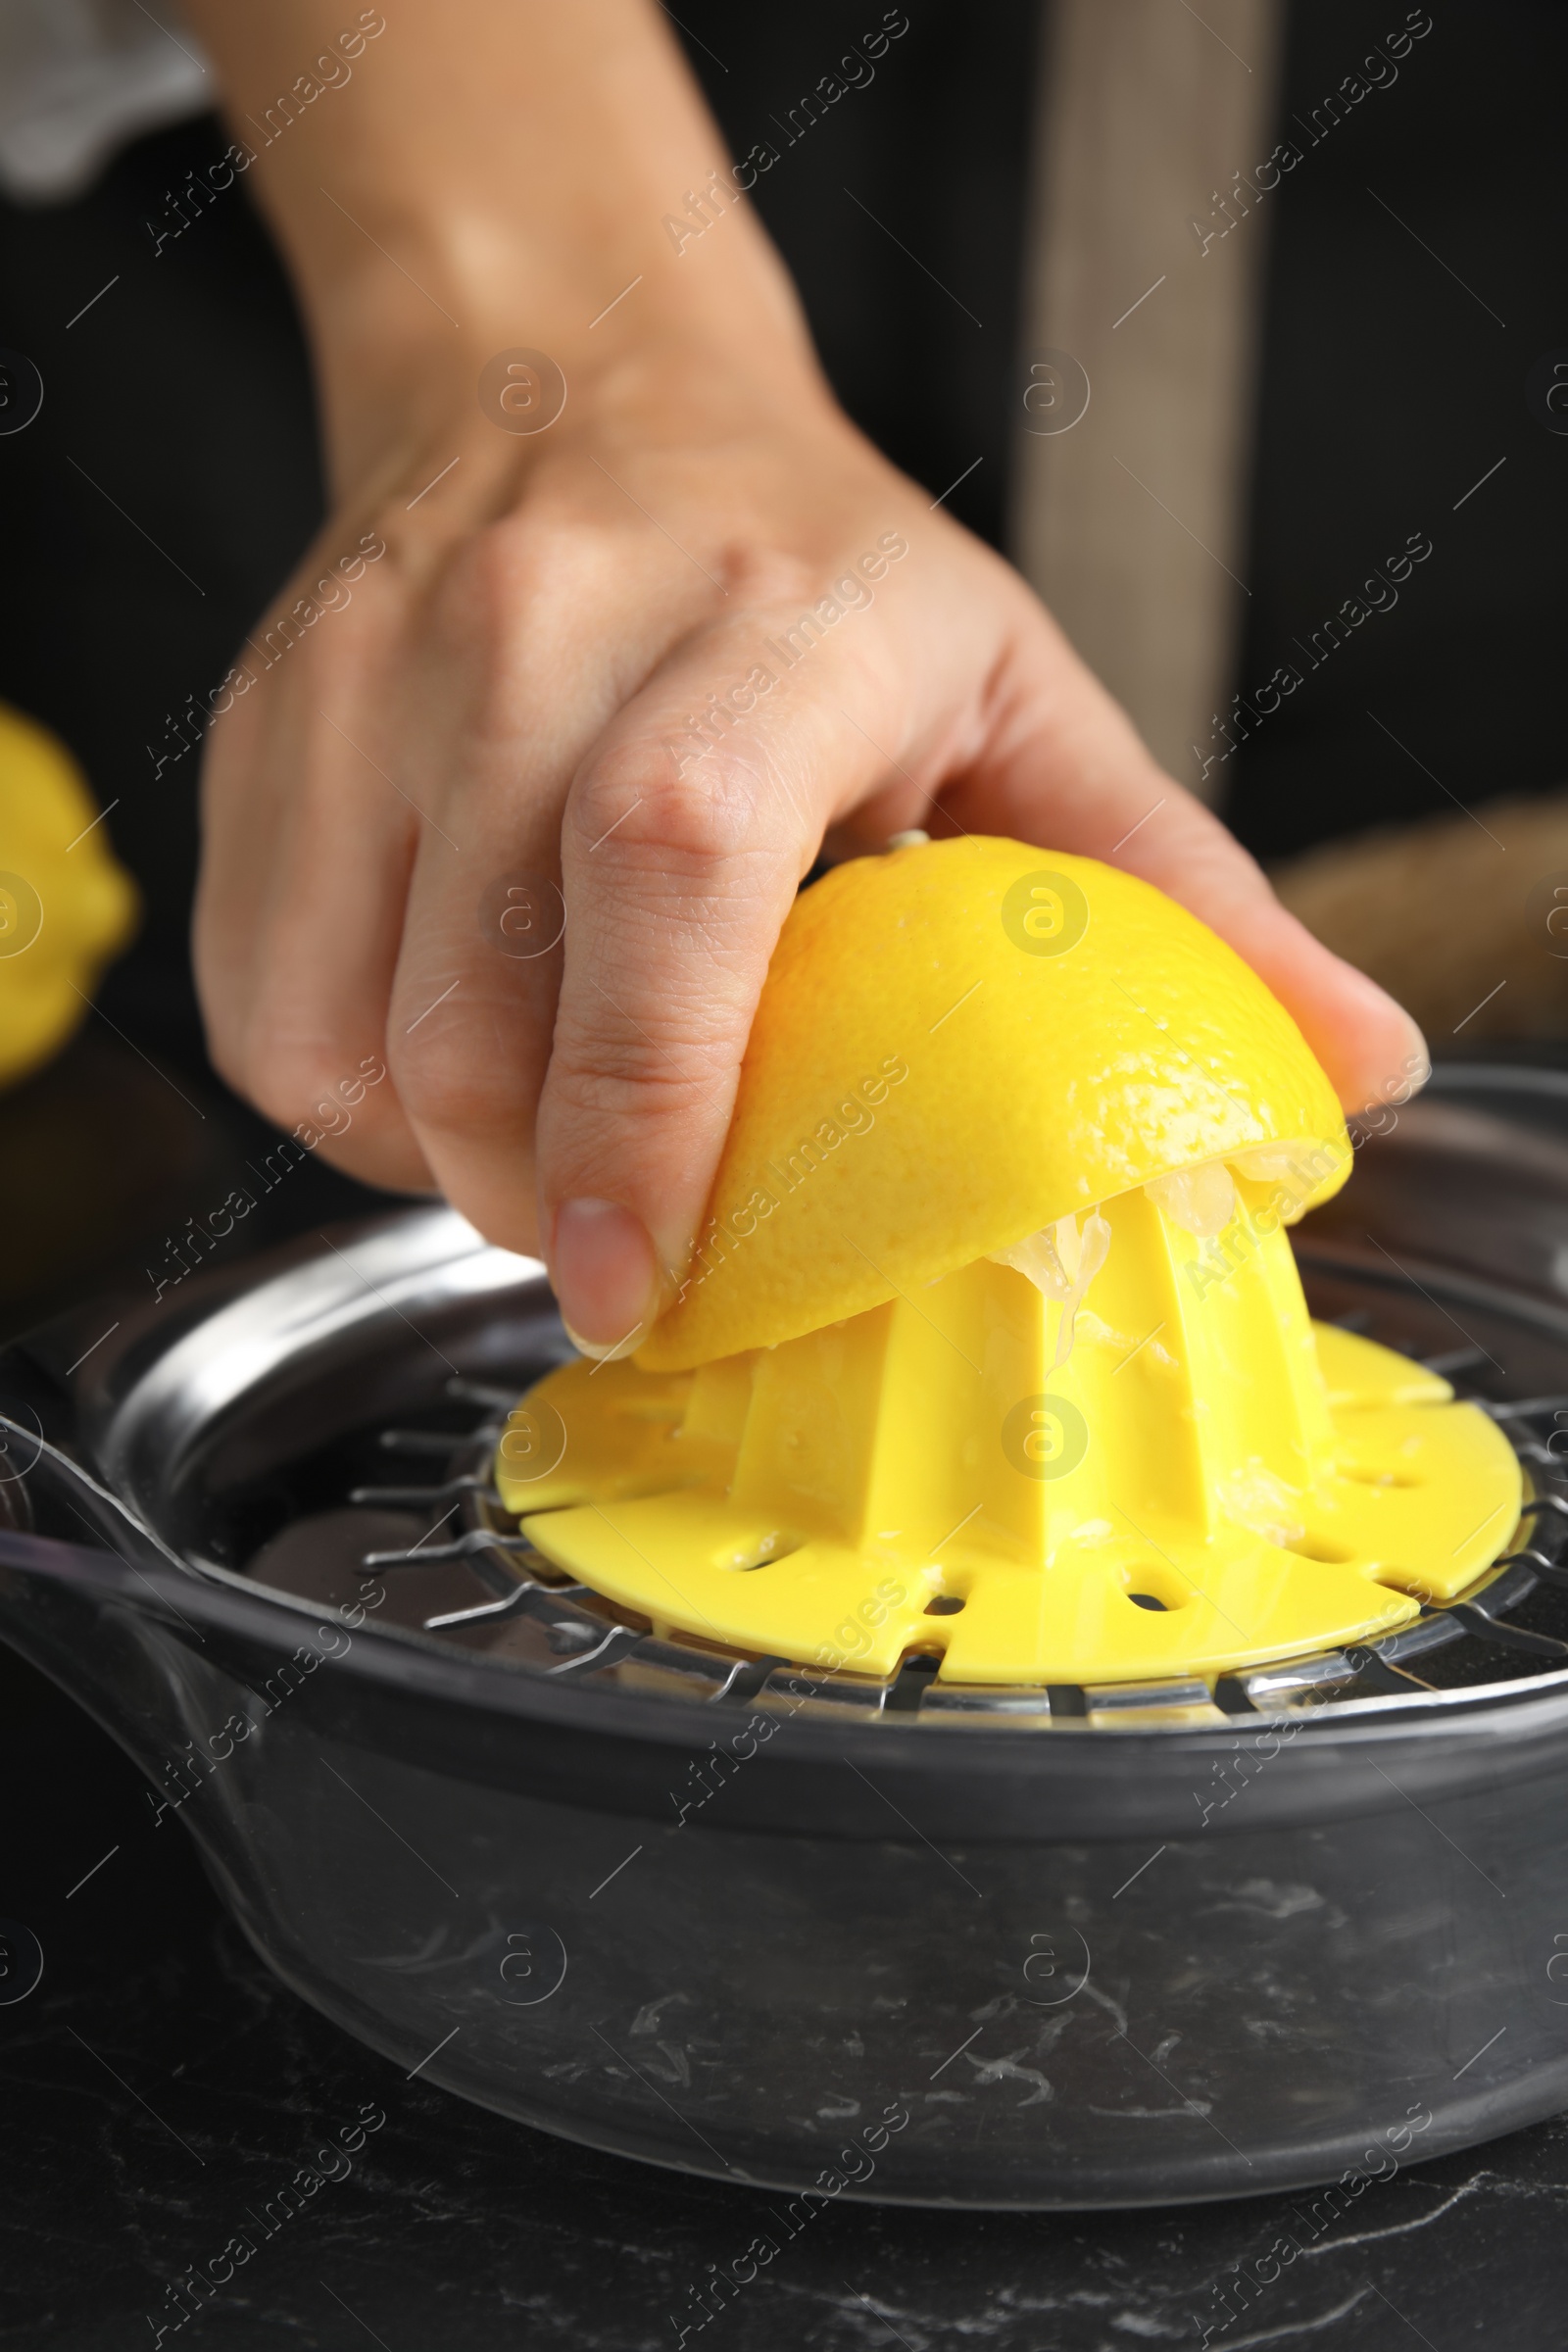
top-left (0, 702), bottom-right (138, 1090)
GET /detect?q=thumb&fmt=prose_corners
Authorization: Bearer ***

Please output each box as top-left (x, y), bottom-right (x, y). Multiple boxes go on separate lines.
top-left (536, 625), bottom-right (883, 1352)
top-left (942, 606), bottom-right (1429, 1117)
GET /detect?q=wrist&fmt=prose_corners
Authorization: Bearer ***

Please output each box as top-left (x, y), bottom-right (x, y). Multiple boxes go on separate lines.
top-left (294, 193), bottom-right (833, 501)
top-left (193, 0), bottom-right (835, 493)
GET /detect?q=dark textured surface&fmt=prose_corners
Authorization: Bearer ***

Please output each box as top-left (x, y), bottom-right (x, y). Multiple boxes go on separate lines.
top-left (4, 1630), bottom-right (1568, 2352)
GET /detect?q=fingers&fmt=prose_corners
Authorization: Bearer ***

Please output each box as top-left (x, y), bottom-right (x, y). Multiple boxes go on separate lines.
top-left (534, 609), bottom-right (901, 1350)
top-left (383, 814), bottom-right (566, 1250)
top-left (942, 584), bottom-right (1427, 1115)
top-left (1168, 869), bottom-right (1429, 1118)
top-left (195, 609), bottom-right (441, 1192)
top-left (385, 514), bottom-right (722, 1253)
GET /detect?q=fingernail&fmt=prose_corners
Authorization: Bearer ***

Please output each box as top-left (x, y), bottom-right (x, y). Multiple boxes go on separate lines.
top-left (551, 1198), bottom-right (661, 1357)
top-left (1347, 992), bottom-right (1430, 1116)
top-left (1398, 1013), bottom-right (1431, 1091)
top-left (1373, 996), bottom-right (1430, 1096)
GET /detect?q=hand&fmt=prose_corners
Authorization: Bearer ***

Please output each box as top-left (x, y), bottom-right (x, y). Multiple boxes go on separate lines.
top-left (187, 2), bottom-right (1425, 1353)
top-left (195, 328), bottom-right (1423, 1349)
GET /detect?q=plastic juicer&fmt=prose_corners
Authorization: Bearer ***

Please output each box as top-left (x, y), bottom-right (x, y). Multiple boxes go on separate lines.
top-left (499, 838), bottom-right (1519, 1701)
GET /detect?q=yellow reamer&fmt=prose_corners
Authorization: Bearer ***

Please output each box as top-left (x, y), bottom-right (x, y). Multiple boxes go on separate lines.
top-left (497, 837), bottom-right (1520, 1688)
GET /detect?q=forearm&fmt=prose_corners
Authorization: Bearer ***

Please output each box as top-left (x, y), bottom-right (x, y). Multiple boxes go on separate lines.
top-left (179, 0), bottom-right (819, 466)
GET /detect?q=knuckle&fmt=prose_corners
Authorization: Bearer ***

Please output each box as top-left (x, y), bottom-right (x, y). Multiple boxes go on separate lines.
top-left (215, 984), bottom-right (385, 1137)
top-left (549, 990), bottom-right (740, 1124)
top-left (443, 514), bottom-right (619, 662)
top-left (548, 1048), bottom-right (725, 1133)
top-left (241, 1042), bottom-right (352, 1136)
top-left (393, 1027), bottom-right (537, 1146)
top-left (571, 752), bottom-right (764, 875)
top-left (418, 516), bottom-right (633, 748)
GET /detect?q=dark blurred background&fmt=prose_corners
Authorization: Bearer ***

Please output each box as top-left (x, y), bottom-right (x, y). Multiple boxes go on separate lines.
top-left (0, 0), bottom-right (1563, 1309)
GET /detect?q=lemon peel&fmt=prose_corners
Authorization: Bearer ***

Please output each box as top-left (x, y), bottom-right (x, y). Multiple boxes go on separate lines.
top-left (638, 836), bottom-right (1348, 1371)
